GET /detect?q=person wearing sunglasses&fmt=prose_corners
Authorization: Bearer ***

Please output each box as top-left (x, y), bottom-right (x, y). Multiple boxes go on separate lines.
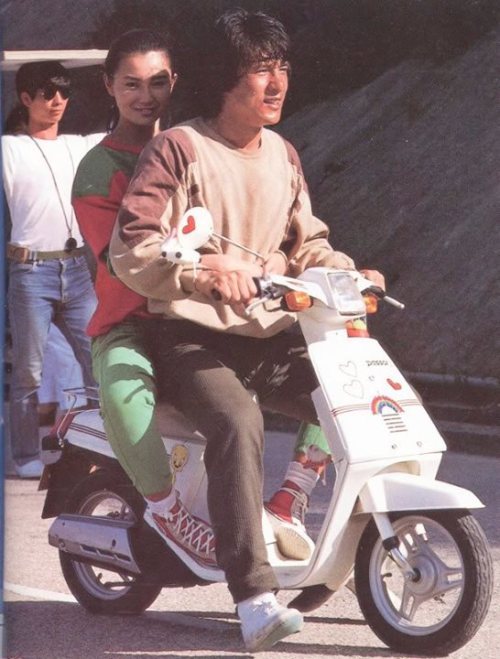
top-left (2, 61), bottom-right (104, 478)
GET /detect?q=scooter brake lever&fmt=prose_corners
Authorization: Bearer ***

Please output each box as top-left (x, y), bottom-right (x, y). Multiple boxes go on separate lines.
top-left (244, 276), bottom-right (279, 316)
top-left (211, 277), bottom-right (282, 314)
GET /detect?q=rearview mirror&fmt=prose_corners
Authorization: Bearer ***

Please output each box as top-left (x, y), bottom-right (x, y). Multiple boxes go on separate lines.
top-left (177, 207), bottom-right (214, 250)
top-left (161, 207), bottom-right (214, 264)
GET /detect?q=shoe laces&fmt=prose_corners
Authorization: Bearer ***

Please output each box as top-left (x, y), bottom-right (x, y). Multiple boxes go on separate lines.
top-left (278, 486), bottom-right (309, 526)
top-left (240, 593), bottom-right (280, 620)
top-left (166, 500), bottom-right (215, 558)
top-left (266, 480), bottom-right (310, 526)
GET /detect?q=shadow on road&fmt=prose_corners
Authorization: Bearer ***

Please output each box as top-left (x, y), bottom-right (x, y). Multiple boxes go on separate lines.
top-left (4, 600), bottom-right (409, 659)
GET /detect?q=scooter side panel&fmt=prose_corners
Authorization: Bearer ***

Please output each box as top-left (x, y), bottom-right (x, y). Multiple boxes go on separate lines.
top-left (308, 337), bottom-right (447, 463)
top-left (162, 435), bottom-right (210, 522)
top-left (359, 472), bottom-right (484, 510)
top-left (64, 409), bottom-right (116, 459)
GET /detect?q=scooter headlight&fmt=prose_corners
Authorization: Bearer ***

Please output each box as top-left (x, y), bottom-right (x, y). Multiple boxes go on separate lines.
top-left (327, 272), bottom-right (365, 316)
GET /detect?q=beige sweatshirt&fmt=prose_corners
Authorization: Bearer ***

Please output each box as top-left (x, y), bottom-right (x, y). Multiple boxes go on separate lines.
top-left (110, 117), bottom-right (354, 337)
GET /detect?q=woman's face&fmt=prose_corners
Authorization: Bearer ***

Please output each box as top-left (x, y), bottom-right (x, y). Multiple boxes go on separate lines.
top-left (105, 50), bottom-right (176, 129)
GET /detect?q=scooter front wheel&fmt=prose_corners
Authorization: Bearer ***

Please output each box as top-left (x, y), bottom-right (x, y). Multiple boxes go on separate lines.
top-left (59, 470), bottom-right (162, 615)
top-left (355, 509), bottom-right (493, 655)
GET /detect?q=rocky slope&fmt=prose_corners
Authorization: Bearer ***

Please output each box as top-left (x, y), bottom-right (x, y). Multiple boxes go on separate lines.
top-left (2, 2), bottom-right (499, 378)
top-left (279, 26), bottom-right (500, 378)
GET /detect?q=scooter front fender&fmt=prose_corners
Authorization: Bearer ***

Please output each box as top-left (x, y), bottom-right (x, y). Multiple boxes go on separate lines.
top-left (358, 472), bottom-right (484, 513)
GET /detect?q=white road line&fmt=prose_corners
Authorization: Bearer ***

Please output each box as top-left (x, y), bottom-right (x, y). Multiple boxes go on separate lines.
top-left (4, 582), bottom-right (76, 603)
top-left (3, 582), bottom-right (233, 631)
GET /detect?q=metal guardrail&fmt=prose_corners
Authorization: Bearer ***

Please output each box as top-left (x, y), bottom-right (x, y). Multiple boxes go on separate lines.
top-left (406, 372), bottom-right (500, 454)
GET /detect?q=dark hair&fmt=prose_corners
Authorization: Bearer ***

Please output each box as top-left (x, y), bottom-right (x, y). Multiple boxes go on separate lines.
top-left (4, 104), bottom-right (28, 134)
top-left (104, 28), bottom-right (176, 131)
top-left (16, 61), bottom-right (70, 100)
top-left (197, 8), bottom-right (290, 118)
top-left (104, 28), bottom-right (175, 77)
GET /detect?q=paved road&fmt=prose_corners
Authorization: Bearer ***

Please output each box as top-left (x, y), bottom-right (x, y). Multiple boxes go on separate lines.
top-left (3, 432), bottom-right (500, 659)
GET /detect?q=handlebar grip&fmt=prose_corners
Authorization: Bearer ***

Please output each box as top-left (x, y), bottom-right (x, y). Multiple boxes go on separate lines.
top-left (212, 277), bottom-right (265, 302)
top-left (252, 277), bottom-right (263, 297)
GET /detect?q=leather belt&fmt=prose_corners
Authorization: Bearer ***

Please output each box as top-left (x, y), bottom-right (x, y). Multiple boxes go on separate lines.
top-left (7, 243), bottom-right (85, 263)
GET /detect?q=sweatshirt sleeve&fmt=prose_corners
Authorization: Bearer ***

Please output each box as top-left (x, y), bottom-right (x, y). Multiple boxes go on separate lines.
top-left (109, 130), bottom-right (195, 301)
top-left (279, 140), bottom-right (355, 275)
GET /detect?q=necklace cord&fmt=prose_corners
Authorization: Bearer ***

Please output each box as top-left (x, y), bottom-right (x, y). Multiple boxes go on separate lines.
top-left (28, 135), bottom-right (77, 251)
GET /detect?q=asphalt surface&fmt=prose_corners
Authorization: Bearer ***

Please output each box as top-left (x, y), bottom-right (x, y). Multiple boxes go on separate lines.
top-left (3, 431), bottom-right (500, 659)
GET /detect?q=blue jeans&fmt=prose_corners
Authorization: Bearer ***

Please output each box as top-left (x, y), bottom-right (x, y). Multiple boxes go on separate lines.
top-left (7, 256), bottom-right (97, 464)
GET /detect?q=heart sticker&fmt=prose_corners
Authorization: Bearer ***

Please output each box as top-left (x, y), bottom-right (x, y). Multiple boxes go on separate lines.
top-left (343, 380), bottom-right (364, 399)
top-left (182, 215), bottom-right (196, 234)
top-left (339, 361), bottom-right (357, 378)
top-left (177, 207), bottom-right (214, 250)
top-left (387, 378), bottom-right (402, 390)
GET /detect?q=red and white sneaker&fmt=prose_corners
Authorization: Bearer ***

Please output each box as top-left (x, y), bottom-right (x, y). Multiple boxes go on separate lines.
top-left (265, 481), bottom-right (315, 560)
top-left (144, 493), bottom-right (217, 569)
top-left (266, 480), bottom-right (309, 525)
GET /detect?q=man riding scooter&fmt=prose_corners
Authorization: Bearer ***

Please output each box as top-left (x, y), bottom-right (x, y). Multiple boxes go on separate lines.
top-left (110, 8), bottom-right (384, 652)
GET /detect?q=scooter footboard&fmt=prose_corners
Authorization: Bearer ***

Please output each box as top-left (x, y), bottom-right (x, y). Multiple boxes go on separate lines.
top-left (358, 472), bottom-right (484, 512)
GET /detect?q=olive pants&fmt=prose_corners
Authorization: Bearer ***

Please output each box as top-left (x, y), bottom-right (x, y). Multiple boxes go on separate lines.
top-left (152, 319), bottom-right (322, 602)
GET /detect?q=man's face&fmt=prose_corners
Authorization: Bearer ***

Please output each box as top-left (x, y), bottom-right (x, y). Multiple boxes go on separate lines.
top-left (20, 84), bottom-right (69, 128)
top-left (221, 59), bottom-right (289, 129)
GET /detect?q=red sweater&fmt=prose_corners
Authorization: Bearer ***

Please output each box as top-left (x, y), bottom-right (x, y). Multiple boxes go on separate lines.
top-left (72, 136), bottom-right (152, 336)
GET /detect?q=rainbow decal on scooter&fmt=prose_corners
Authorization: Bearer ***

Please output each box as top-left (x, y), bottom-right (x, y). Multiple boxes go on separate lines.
top-left (371, 395), bottom-right (403, 415)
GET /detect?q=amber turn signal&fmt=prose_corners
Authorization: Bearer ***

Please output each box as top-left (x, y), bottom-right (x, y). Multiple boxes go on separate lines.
top-left (284, 291), bottom-right (313, 311)
top-left (363, 294), bottom-right (379, 314)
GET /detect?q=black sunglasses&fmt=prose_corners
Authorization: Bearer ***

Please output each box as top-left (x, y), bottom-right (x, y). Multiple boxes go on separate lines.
top-left (40, 82), bottom-right (71, 100)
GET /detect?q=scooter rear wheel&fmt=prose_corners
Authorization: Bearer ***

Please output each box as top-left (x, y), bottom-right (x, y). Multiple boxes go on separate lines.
top-left (355, 509), bottom-right (493, 655)
top-left (59, 470), bottom-right (162, 614)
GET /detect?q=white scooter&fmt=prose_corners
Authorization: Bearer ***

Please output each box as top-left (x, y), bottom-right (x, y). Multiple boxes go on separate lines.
top-left (41, 208), bottom-right (493, 656)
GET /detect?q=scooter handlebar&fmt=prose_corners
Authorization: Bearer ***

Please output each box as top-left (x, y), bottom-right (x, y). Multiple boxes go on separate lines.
top-left (212, 277), bottom-right (272, 304)
top-left (211, 273), bottom-right (405, 313)
top-left (360, 283), bottom-right (405, 310)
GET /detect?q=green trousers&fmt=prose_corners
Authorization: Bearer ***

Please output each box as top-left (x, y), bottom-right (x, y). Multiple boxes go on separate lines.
top-left (91, 319), bottom-right (173, 497)
top-left (92, 320), bottom-right (330, 498)
top-left (294, 420), bottom-right (330, 455)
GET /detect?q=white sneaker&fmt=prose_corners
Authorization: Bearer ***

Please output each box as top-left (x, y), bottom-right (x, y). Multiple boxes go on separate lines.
top-left (238, 592), bottom-right (303, 652)
top-left (15, 459), bottom-right (44, 479)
